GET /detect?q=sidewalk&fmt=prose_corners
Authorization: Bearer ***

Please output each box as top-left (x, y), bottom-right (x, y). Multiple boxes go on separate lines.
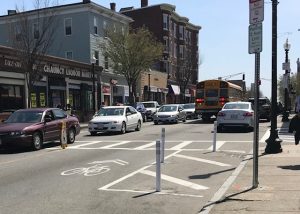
top-left (205, 115), bottom-right (300, 214)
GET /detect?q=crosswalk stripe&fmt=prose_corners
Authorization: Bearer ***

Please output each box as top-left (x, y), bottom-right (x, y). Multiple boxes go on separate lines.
top-left (70, 141), bottom-right (102, 148)
top-left (170, 141), bottom-right (193, 150)
top-left (134, 141), bottom-right (156, 150)
top-left (101, 141), bottom-right (132, 149)
top-left (207, 141), bottom-right (226, 151)
top-left (140, 169), bottom-right (209, 190)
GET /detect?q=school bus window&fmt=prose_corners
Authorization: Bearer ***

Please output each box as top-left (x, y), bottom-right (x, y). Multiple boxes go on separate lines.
top-left (220, 88), bottom-right (228, 97)
top-left (206, 89), bottom-right (218, 97)
top-left (196, 89), bottom-right (204, 98)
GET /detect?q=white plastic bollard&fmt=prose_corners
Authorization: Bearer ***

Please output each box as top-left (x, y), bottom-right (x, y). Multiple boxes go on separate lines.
top-left (156, 140), bottom-right (161, 192)
top-left (161, 128), bottom-right (165, 163)
top-left (213, 121), bottom-right (217, 152)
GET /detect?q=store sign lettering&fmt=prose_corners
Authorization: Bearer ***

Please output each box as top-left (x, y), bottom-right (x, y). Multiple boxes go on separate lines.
top-left (81, 71), bottom-right (91, 78)
top-left (4, 59), bottom-right (22, 68)
top-left (44, 65), bottom-right (64, 75)
top-left (66, 68), bottom-right (80, 77)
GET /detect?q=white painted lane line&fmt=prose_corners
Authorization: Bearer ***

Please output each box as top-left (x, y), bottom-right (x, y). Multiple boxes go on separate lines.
top-left (170, 141), bottom-right (193, 150)
top-left (134, 141), bottom-right (156, 150)
top-left (219, 150), bottom-right (246, 154)
top-left (98, 150), bottom-right (181, 191)
top-left (101, 141), bottom-right (132, 149)
top-left (259, 129), bottom-right (270, 143)
top-left (141, 170), bottom-right (209, 190)
top-left (69, 141), bottom-right (102, 148)
top-left (101, 188), bottom-right (203, 198)
top-left (207, 141), bottom-right (226, 151)
top-left (174, 154), bottom-right (231, 167)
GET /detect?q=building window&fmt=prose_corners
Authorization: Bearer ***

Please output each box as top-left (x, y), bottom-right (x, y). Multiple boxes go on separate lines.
top-left (93, 17), bottom-right (98, 34)
top-left (174, 43), bottom-right (177, 58)
top-left (64, 18), bottom-right (72, 36)
top-left (179, 45), bottom-right (184, 59)
top-left (179, 25), bottom-right (184, 40)
top-left (104, 55), bottom-right (109, 69)
top-left (33, 23), bottom-right (39, 39)
top-left (65, 51), bottom-right (73, 60)
top-left (189, 31), bottom-right (192, 44)
top-left (163, 37), bottom-right (169, 52)
top-left (173, 23), bottom-right (177, 38)
top-left (94, 50), bottom-right (99, 65)
top-left (163, 14), bottom-right (169, 30)
top-left (15, 25), bottom-right (21, 41)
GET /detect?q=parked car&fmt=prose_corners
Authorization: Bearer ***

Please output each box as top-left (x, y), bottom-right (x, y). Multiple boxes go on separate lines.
top-left (88, 106), bottom-right (143, 135)
top-left (142, 101), bottom-right (160, 120)
top-left (216, 101), bottom-right (254, 132)
top-left (182, 103), bottom-right (197, 119)
top-left (0, 108), bottom-right (80, 150)
top-left (248, 97), bottom-right (271, 121)
top-left (0, 109), bottom-right (16, 123)
top-left (132, 102), bottom-right (147, 122)
top-left (153, 104), bottom-right (186, 124)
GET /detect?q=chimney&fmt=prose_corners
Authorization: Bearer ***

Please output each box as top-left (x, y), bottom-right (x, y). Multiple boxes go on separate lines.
top-left (83, 0), bottom-right (91, 3)
top-left (110, 3), bottom-right (116, 11)
top-left (7, 10), bottom-right (17, 15)
top-left (141, 0), bottom-right (148, 7)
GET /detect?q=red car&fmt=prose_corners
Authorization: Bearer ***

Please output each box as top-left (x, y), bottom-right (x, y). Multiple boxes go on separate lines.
top-left (0, 108), bottom-right (80, 150)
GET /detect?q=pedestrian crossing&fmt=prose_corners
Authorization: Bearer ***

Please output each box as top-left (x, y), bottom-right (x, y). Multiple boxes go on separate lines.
top-left (278, 128), bottom-right (294, 143)
top-left (62, 140), bottom-right (248, 153)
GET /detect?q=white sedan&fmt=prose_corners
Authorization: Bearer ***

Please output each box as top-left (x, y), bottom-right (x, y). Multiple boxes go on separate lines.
top-left (216, 101), bottom-right (254, 132)
top-left (88, 106), bottom-right (143, 135)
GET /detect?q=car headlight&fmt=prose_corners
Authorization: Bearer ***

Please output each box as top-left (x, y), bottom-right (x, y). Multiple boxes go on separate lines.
top-left (10, 131), bottom-right (25, 136)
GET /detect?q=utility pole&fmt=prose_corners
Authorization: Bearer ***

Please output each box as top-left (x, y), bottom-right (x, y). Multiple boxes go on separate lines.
top-left (265, 0), bottom-right (282, 154)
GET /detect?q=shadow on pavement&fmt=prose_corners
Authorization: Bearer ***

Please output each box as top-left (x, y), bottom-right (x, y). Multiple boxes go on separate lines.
top-left (278, 165), bottom-right (300, 170)
top-left (189, 167), bottom-right (236, 180)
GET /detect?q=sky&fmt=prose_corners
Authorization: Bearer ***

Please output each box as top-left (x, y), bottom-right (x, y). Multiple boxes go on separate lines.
top-left (1, 0), bottom-right (300, 98)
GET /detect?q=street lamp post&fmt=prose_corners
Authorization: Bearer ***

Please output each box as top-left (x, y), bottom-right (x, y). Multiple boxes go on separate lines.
top-left (91, 56), bottom-right (97, 113)
top-left (282, 38), bottom-right (291, 122)
top-left (148, 73), bottom-right (151, 101)
top-left (265, 0), bottom-right (282, 154)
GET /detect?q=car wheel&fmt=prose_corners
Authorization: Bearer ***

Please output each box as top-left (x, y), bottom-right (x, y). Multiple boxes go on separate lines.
top-left (67, 128), bottom-right (76, 144)
top-left (32, 132), bottom-right (43, 150)
top-left (90, 131), bottom-right (97, 136)
top-left (182, 116), bottom-right (186, 122)
top-left (135, 120), bottom-right (142, 131)
top-left (120, 122), bottom-right (126, 134)
top-left (154, 121), bottom-right (158, 125)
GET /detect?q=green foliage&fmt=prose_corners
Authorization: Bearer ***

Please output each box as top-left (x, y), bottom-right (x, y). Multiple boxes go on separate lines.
top-left (103, 27), bottom-right (163, 104)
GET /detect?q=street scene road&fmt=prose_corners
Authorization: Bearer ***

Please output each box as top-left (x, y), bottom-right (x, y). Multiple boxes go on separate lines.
top-left (0, 119), bottom-right (273, 214)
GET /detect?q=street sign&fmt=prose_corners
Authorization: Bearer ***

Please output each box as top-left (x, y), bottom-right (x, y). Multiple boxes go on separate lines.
top-left (249, 0), bottom-right (264, 24)
top-left (248, 23), bottom-right (262, 54)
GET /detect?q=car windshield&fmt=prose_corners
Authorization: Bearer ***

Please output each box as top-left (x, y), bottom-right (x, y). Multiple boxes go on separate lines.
top-left (143, 103), bottom-right (155, 108)
top-left (95, 108), bottom-right (124, 116)
top-left (183, 104), bottom-right (195, 109)
top-left (5, 111), bottom-right (43, 123)
top-left (159, 105), bottom-right (177, 112)
top-left (224, 103), bottom-right (249, 110)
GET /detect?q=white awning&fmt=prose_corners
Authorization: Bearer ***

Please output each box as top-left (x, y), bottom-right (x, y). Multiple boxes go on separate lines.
top-left (170, 85), bottom-right (180, 95)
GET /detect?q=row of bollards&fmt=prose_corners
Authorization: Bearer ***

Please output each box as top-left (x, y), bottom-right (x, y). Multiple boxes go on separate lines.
top-left (156, 127), bottom-right (165, 192)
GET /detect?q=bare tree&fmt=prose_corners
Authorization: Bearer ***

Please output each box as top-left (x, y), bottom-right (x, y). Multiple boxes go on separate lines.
top-left (8, 0), bottom-right (58, 107)
top-left (102, 27), bottom-right (163, 104)
top-left (175, 49), bottom-right (198, 103)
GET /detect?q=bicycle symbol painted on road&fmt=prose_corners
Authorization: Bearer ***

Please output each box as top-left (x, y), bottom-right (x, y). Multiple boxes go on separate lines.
top-left (61, 159), bottom-right (129, 177)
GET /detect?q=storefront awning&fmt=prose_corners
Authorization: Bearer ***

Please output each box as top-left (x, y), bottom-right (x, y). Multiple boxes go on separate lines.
top-left (169, 85), bottom-right (180, 95)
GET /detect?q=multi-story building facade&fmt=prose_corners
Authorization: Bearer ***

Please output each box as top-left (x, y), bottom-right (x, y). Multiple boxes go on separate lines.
top-left (121, 0), bottom-right (201, 103)
top-left (0, 0), bottom-right (132, 115)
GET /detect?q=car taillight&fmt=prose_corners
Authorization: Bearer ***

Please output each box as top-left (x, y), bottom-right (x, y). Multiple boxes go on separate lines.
top-left (196, 98), bottom-right (204, 104)
top-left (219, 97), bottom-right (226, 105)
top-left (243, 112), bottom-right (253, 117)
top-left (217, 112), bottom-right (225, 117)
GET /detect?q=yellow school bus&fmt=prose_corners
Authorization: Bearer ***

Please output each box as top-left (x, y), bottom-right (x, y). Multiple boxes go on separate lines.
top-left (195, 80), bottom-right (244, 122)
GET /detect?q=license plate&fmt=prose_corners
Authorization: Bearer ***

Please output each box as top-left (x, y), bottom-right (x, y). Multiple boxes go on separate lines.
top-left (98, 124), bottom-right (103, 129)
top-left (231, 114), bottom-right (238, 119)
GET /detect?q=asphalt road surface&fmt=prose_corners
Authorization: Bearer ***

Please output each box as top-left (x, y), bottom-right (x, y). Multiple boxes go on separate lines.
top-left (0, 118), bottom-right (273, 214)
